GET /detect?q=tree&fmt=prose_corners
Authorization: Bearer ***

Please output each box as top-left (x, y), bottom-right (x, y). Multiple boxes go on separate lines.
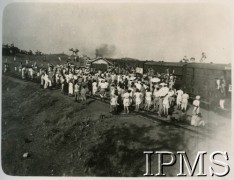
top-left (74, 48), bottom-right (79, 55)
top-left (28, 50), bottom-right (33, 55)
top-left (69, 48), bottom-right (75, 55)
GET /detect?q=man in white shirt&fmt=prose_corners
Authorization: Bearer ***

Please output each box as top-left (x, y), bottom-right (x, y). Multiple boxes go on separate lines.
top-left (176, 88), bottom-right (184, 109)
top-left (181, 92), bottom-right (189, 112)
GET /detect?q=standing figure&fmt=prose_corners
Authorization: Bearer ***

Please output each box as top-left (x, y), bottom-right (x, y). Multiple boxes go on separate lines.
top-left (144, 88), bottom-right (152, 111)
top-left (181, 92), bottom-right (189, 112)
top-left (176, 88), bottom-right (184, 109)
top-left (92, 80), bottom-right (98, 96)
top-left (163, 94), bottom-right (170, 116)
top-left (135, 89), bottom-right (142, 112)
top-left (74, 82), bottom-right (80, 102)
top-left (68, 80), bottom-right (74, 96)
top-left (110, 94), bottom-right (119, 114)
top-left (123, 89), bottom-right (130, 114)
top-left (40, 73), bottom-right (45, 88)
top-left (192, 95), bottom-right (200, 115)
top-left (80, 85), bottom-right (87, 104)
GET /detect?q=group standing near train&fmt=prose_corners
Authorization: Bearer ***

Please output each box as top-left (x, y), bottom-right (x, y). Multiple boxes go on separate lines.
top-left (3, 56), bottom-right (231, 127)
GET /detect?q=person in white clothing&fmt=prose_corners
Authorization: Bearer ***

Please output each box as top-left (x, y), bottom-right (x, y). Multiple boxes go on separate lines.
top-left (134, 89), bottom-right (142, 112)
top-left (92, 80), bottom-right (98, 96)
top-left (191, 113), bottom-right (205, 127)
top-left (168, 88), bottom-right (175, 106)
top-left (99, 80), bottom-right (107, 100)
top-left (41, 73), bottom-right (45, 87)
top-left (176, 88), bottom-right (183, 109)
top-left (74, 82), bottom-right (80, 102)
top-left (22, 67), bottom-right (26, 79)
top-left (123, 89), bottom-right (131, 114)
top-left (110, 94), bottom-right (119, 113)
top-left (163, 94), bottom-right (170, 116)
top-left (44, 73), bottom-right (52, 89)
top-left (193, 95), bottom-right (200, 115)
top-left (181, 93), bottom-right (189, 112)
top-left (144, 88), bottom-right (152, 110)
top-left (68, 80), bottom-right (74, 95)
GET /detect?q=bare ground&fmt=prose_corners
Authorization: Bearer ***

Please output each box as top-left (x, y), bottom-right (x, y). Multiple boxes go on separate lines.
top-left (1, 76), bottom-right (231, 177)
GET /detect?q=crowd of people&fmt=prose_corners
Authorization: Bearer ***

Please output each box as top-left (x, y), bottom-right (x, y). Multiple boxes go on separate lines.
top-left (6, 58), bottom-right (206, 127)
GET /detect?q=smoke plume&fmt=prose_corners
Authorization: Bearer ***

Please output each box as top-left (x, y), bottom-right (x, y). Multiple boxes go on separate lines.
top-left (95, 44), bottom-right (116, 58)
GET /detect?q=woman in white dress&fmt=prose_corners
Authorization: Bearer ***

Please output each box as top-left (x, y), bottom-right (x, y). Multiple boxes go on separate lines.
top-left (134, 89), bottom-right (142, 112)
top-left (181, 92), bottom-right (189, 112)
top-left (123, 89), bottom-right (131, 114)
top-left (176, 88), bottom-right (184, 110)
top-left (144, 88), bottom-right (152, 110)
top-left (68, 80), bottom-right (74, 95)
top-left (163, 94), bottom-right (170, 116)
top-left (92, 80), bottom-right (98, 96)
top-left (153, 87), bottom-right (160, 112)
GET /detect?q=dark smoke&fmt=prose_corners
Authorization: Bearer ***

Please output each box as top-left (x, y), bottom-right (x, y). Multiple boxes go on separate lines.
top-left (95, 44), bottom-right (116, 58)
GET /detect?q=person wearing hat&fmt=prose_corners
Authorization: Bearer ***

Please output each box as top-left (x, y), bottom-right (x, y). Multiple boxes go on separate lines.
top-left (159, 82), bottom-right (166, 86)
top-left (193, 95), bottom-right (200, 115)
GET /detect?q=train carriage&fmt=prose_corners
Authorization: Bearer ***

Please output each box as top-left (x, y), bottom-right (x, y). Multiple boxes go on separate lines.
top-left (182, 63), bottom-right (231, 102)
top-left (143, 61), bottom-right (184, 87)
top-left (143, 61), bottom-right (231, 107)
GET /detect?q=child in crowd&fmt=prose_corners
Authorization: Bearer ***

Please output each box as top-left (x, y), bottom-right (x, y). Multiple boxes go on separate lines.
top-left (110, 94), bottom-right (119, 114)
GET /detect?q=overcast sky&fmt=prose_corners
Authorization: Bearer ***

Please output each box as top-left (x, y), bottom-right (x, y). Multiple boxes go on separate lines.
top-left (2, 2), bottom-right (233, 63)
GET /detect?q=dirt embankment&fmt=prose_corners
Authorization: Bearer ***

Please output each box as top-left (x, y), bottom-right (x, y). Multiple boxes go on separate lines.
top-left (2, 76), bottom-right (165, 176)
top-left (2, 76), bottom-right (229, 177)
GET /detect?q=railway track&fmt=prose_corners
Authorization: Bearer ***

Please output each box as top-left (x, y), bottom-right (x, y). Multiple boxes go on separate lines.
top-left (3, 72), bottom-right (217, 140)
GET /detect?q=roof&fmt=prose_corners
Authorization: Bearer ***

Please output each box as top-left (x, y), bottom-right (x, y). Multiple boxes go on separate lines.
top-left (144, 61), bottom-right (231, 70)
top-left (185, 63), bottom-right (231, 70)
top-left (90, 58), bottom-right (113, 65)
top-left (144, 61), bottom-right (184, 67)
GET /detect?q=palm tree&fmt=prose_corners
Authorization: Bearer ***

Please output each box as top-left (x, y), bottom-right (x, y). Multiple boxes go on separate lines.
top-left (69, 48), bottom-right (74, 55)
top-left (74, 48), bottom-right (79, 55)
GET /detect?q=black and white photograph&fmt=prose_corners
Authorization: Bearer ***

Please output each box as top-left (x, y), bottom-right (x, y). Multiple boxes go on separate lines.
top-left (1, 0), bottom-right (233, 178)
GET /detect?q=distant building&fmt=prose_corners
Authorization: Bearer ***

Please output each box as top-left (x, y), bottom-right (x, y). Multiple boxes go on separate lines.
top-left (90, 58), bottom-right (113, 71)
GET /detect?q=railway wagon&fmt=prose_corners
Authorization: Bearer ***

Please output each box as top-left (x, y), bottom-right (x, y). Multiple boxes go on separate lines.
top-left (182, 63), bottom-right (232, 101)
top-left (143, 61), bottom-right (184, 87)
top-left (107, 58), bottom-right (145, 68)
